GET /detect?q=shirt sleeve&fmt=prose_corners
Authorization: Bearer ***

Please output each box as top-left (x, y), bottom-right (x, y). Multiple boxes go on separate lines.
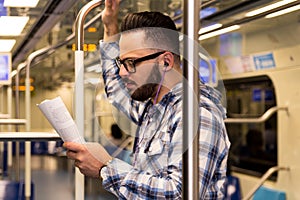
top-left (99, 40), bottom-right (146, 124)
top-left (197, 101), bottom-right (230, 199)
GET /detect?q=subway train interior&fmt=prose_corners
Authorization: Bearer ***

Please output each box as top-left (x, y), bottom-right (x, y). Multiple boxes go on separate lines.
top-left (0, 0), bottom-right (300, 199)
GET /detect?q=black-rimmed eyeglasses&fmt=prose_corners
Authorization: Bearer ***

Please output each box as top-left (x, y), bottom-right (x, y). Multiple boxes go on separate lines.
top-left (115, 51), bottom-right (165, 73)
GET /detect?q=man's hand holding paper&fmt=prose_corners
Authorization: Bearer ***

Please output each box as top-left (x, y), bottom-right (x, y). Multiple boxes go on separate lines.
top-left (63, 142), bottom-right (112, 178)
top-left (38, 96), bottom-right (112, 178)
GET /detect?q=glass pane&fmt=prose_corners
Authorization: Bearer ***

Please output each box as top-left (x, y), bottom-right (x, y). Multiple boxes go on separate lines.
top-left (225, 75), bottom-right (277, 179)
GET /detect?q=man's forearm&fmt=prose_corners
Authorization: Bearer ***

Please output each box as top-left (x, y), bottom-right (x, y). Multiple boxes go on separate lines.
top-left (103, 23), bottom-right (119, 42)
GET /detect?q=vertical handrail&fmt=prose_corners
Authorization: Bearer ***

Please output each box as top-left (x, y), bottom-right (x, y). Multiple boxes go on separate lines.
top-left (15, 63), bottom-right (26, 183)
top-left (183, 0), bottom-right (200, 199)
top-left (25, 47), bottom-right (50, 199)
top-left (7, 70), bottom-right (17, 177)
top-left (12, 6), bottom-right (103, 200)
top-left (74, 1), bottom-right (102, 200)
top-left (242, 166), bottom-right (290, 200)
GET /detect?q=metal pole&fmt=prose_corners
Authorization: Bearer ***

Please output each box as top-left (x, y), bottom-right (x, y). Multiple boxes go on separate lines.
top-left (25, 47), bottom-right (50, 199)
top-left (182, 0), bottom-right (200, 199)
top-left (7, 70), bottom-right (17, 177)
top-left (15, 63), bottom-right (26, 131)
top-left (12, 5), bottom-right (102, 200)
top-left (74, 1), bottom-right (102, 199)
top-left (15, 63), bottom-right (26, 182)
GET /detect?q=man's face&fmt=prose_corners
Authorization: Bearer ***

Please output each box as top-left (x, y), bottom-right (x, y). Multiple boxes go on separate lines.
top-left (119, 31), bottom-right (163, 101)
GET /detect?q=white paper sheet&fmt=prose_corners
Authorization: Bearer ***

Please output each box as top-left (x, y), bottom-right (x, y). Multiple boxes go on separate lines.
top-left (37, 96), bottom-right (85, 144)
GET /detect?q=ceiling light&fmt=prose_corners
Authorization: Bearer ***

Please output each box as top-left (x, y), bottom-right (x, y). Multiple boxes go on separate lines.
top-left (245, 0), bottom-right (297, 17)
top-left (4, 0), bottom-right (40, 8)
top-left (199, 25), bottom-right (240, 41)
top-left (0, 16), bottom-right (29, 36)
top-left (265, 4), bottom-right (300, 18)
top-left (0, 39), bottom-right (16, 52)
top-left (198, 23), bottom-right (222, 34)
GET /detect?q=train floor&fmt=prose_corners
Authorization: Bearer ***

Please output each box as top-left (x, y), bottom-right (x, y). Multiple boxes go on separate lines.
top-left (3, 155), bottom-right (117, 200)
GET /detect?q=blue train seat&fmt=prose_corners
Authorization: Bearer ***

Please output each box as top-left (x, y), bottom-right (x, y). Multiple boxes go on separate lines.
top-left (0, 180), bottom-right (19, 199)
top-left (224, 175), bottom-right (242, 200)
top-left (0, 180), bottom-right (34, 200)
top-left (253, 186), bottom-right (286, 200)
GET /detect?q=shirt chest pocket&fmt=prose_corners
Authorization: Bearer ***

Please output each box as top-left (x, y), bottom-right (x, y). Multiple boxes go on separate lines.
top-left (144, 131), bottom-right (171, 173)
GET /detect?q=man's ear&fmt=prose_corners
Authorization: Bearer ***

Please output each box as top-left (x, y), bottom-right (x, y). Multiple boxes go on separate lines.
top-left (162, 52), bottom-right (174, 71)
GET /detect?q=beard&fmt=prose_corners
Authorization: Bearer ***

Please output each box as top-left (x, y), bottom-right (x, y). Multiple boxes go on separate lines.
top-left (131, 62), bottom-right (162, 101)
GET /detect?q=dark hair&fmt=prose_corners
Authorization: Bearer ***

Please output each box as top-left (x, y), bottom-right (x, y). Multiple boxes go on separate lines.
top-left (111, 123), bottom-right (123, 139)
top-left (121, 11), bottom-right (180, 57)
top-left (121, 11), bottom-right (177, 31)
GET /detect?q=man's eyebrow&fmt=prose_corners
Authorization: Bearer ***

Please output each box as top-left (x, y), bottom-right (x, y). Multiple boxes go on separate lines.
top-left (119, 56), bottom-right (138, 60)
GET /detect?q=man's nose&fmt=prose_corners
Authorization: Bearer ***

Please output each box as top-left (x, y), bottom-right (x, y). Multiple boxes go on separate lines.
top-left (119, 65), bottom-right (130, 77)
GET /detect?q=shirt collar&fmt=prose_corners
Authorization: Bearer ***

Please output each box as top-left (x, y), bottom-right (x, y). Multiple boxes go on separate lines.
top-left (148, 82), bottom-right (182, 114)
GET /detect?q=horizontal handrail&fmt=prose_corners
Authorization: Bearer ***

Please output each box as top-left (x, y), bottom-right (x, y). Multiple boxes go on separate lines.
top-left (225, 106), bottom-right (288, 123)
top-left (243, 166), bottom-right (290, 200)
top-left (112, 137), bottom-right (134, 157)
top-left (0, 114), bottom-right (10, 119)
top-left (0, 132), bottom-right (60, 141)
top-left (0, 119), bottom-right (27, 125)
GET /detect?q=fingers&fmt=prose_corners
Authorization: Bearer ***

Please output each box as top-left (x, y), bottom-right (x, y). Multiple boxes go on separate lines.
top-left (104, 0), bottom-right (120, 15)
top-left (73, 156), bottom-right (102, 178)
top-left (106, 0), bottom-right (120, 7)
top-left (105, 0), bottom-right (118, 10)
top-left (102, 0), bottom-right (120, 41)
top-left (74, 159), bottom-right (82, 168)
top-left (66, 149), bottom-right (77, 160)
top-left (63, 142), bottom-right (84, 152)
top-left (64, 142), bottom-right (87, 162)
top-left (106, 0), bottom-right (112, 7)
top-left (64, 142), bottom-right (109, 178)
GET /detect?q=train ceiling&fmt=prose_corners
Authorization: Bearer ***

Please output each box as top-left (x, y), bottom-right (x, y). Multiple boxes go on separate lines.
top-left (0, 0), bottom-right (299, 90)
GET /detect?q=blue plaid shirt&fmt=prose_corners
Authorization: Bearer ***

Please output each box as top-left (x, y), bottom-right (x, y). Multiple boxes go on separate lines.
top-left (99, 41), bottom-right (230, 199)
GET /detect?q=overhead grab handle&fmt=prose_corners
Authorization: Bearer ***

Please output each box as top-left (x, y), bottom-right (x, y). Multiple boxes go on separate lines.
top-left (74, 0), bottom-right (103, 51)
top-left (224, 106), bottom-right (288, 123)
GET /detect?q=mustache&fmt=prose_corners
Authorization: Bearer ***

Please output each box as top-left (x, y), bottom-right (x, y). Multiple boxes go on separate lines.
top-left (122, 77), bottom-right (136, 85)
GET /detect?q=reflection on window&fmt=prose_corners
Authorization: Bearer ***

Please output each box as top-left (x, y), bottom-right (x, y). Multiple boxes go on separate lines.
top-left (225, 76), bottom-right (277, 179)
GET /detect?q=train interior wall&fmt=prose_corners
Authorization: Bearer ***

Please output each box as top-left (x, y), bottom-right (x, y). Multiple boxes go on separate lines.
top-left (199, 10), bottom-right (300, 199)
top-left (0, 2), bottom-right (300, 199)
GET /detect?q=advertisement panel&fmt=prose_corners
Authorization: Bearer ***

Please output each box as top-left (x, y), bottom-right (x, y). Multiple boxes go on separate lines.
top-left (0, 53), bottom-right (11, 85)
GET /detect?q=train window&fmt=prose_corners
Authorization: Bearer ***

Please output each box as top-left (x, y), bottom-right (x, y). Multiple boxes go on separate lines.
top-left (224, 75), bottom-right (277, 180)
